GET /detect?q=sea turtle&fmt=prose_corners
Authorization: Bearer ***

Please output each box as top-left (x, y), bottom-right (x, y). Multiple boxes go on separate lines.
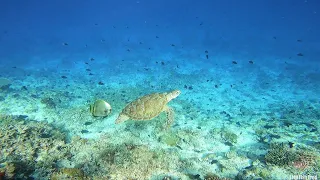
top-left (115, 90), bottom-right (181, 128)
top-left (90, 99), bottom-right (112, 117)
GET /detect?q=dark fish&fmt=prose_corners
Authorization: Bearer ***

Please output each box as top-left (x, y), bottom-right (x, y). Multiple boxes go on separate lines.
top-left (86, 69), bottom-right (91, 71)
top-left (249, 60), bottom-right (254, 64)
top-left (62, 42), bottom-right (68, 46)
top-left (206, 54), bottom-right (209, 59)
top-left (232, 61), bottom-right (237, 64)
top-left (61, 76), bottom-right (67, 79)
top-left (297, 53), bottom-right (304, 56)
top-left (288, 142), bottom-right (295, 148)
top-left (214, 85), bottom-right (218, 88)
top-left (156, 36), bottom-right (159, 38)
top-left (297, 39), bottom-right (302, 42)
top-left (171, 44), bottom-right (175, 46)
top-left (81, 130), bottom-right (89, 134)
top-left (98, 81), bottom-right (104, 85)
top-left (205, 50), bottom-right (208, 53)
top-left (84, 122), bottom-right (93, 125)
top-left (89, 73), bottom-right (94, 76)
top-left (161, 61), bottom-right (165, 65)
top-left (90, 58), bottom-right (95, 61)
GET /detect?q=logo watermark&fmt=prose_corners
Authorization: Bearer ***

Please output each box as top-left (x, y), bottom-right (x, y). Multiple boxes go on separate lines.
top-left (289, 175), bottom-right (317, 180)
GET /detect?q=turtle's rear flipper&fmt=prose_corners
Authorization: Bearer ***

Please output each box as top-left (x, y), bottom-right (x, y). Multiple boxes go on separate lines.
top-left (164, 106), bottom-right (174, 129)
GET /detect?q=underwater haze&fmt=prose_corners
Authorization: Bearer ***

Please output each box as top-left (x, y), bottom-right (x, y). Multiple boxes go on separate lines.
top-left (0, 0), bottom-right (320, 179)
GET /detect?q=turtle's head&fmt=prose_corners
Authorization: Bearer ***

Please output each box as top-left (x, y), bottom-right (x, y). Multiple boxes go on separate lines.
top-left (167, 90), bottom-right (181, 101)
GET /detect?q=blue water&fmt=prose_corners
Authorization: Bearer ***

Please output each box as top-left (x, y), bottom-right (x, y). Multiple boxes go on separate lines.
top-left (0, 0), bottom-right (319, 179)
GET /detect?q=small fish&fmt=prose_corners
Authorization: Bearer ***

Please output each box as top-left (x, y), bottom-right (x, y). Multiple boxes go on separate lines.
top-left (171, 44), bottom-right (175, 46)
top-left (156, 36), bottom-right (159, 38)
top-left (86, 69), bottom-right (91, 71)
top-left (297, 39), bottom-right (302, 42)
top-left (205, 50), bottom-right (208, 53)
top-left (297, 53), bottom-right (304, 56)
top-left (62, 42), bottom-right (68, 46)
top-left (81, 130), bottom-right (89, 134)
top-left (98, 81), bottom-right (104, 85)
top-left (90, 58), bottom-right (95, 61)
top-left (84, 122), bottom-right (93, 125)
top-left (249, 60), bottom-right (254, 64)
top-left (90, 99), bottom-right (112, 117)
top-left (288, 142), bottom-right (295, 148)
top-left (206, 54), bottom-right (209, 59)
top-left (127, 49), bottom-right (130, 52)
top-left (232, 61), bottom-right (237, 64)
top-left (161, 61), bottom-right (165, 65)
top-left (61, 76), bottom-right (67, 79)
top-left (89, 73), bottom-right (94, 76)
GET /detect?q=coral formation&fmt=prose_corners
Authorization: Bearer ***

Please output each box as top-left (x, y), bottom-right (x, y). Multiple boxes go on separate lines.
top-left (221, 130), bottom-right (238, 145)
top-left (0, 115), bottom-right (69, 179)
top-left (40, 97), bottom-right (57, 108)
top-left (265, 142), bottom-right (320, 173)
top-left (0, 77), bottom-right (11, 90)
top-left (204, 172), bottom-right (231, 180)
top-left (50, 168), bottom-right (87, 180)
top-left (159, 132), bottom-right (180, 146)
top-left (265, 142), bottom-right (298, 166)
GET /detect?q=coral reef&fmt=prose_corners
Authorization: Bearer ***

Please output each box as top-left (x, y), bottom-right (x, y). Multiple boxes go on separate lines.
top-left (50, 168), bottom-right (87, 180)
top-left (0, 77), bottom-right (11, 90)
top-left (0, 115), bottom-right (69, 179)
top-left (265, 142), bottom-right (298, 166)
top-left (221, 130), bottom-right (238, 145)
top-left (159, 131), bottom-right (180, 146)
top-left (40, 97), bottom-right (57, 108)
top-left (204, 172), bottom-right (231, 180)
top-left (265, 142), bottom-right (320, 176)
top-left (68, 135), bottom-right (183, 179)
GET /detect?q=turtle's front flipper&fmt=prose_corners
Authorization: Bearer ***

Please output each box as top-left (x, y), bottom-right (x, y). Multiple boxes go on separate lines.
top-left (164, 106), bottom-right (174, 129)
